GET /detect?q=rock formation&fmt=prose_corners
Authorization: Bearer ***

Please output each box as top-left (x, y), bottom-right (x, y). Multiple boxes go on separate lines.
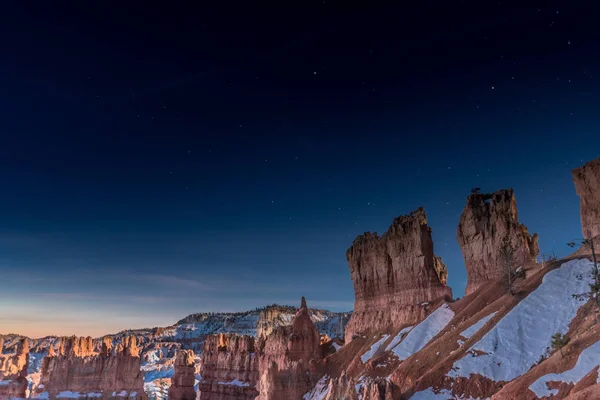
top-left (345, 207), bottom-right (452, 341)
top-left (255, 297), bottom-right (322, 400)
top-left (38, 335), bottom-right (146, 399)
top-left (0, 338), bottom-right (29, 400)
top-left (572, 157), bottom-right (600, 239)
top-left (256, 306), bottom-right (295, 338)
top-left (198, 334), bottom-right (258, 400)
top-left (169, 350), bottom-right (196, 400)
top-left (457, 189), bottom-right (539, 295)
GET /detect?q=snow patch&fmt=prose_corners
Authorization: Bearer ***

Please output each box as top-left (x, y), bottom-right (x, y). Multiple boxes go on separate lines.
top-left (57, 392), bottom-right (82, 399)
top-left (390, 304), bottom-right (454, 360)
top-left (411, 387), bottom-right (489, 399)
top-left (449, 259), bottom-right (595, 382)
top-left (303, 375), bottom-right (330, 400)
top-left (385, 326), bottom-right (414, 352)
top-left (529, 340), bottom-right (600, 397)
top-left (361, 334), bottom-right (390, 363)
top-left (217, 379), bottom-right (250, 387)
top-left (460, 312), bottom-right (497, 339)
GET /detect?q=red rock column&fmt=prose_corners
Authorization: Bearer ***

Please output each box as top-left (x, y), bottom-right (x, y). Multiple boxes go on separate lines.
top-left (168, 350), bottom-right (197, 400)
top-left (345, 207), bottom-right (452, 341)
top-left (457, 189), bottom-right (539, 295)
top-left (573, 158), bottom-right (600, 239)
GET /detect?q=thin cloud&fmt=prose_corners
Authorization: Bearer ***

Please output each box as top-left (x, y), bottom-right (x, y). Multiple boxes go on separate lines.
top-left (134, 274), bottom-right (214, 291)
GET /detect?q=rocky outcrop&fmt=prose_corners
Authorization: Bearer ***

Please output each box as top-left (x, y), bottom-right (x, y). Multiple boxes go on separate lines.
top-left (198, 333), bottom-right (258, 400)
top-left (457, 189), bottom-right (539, 295)
top-left (169, 350), bottom-right (196, 400)
top-left (0, 338), bottom-right (29, 400)
top-left (256, 306), bottom-right (295, 339)
top-left (572, 158), bottom-right (600, 239)
top-left (255, 297), bottom-right (322, 400)
top-left (38, 335), bottom-right (146, 399)
top-left (345, 207), bottom-right (452, 341)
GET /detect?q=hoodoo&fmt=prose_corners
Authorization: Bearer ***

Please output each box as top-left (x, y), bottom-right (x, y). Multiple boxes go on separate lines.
top-left (169, 350), bottom-right (196, 400)
top-left (0, 338), bottom-right (29, 400)
top-left (457, 189), bottom-right (539, 295)
top-left (255, 297), bottom-right (322, 400)
top-left (572, 157), bottom-right (600, 239)
top-left (344, 207), bottom-right (452, 341)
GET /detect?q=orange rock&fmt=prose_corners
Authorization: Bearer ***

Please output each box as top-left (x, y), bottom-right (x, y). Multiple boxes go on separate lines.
top-left (255, 297), bottom-right (322, 400)
top-left (457, 189), bottom-right (539, 295)
top-left (168, 350), bottom-right (196, 400)
top-left (345, 207), bottom-right (452, 341)
top-left (198, 334), bottom-right (258, 400)
top-left (573, 157), bottom-right (600, 240)
top-left (0, 338), bottom-right (29, 400)
top-left (38, 335), bottom-right (146, 399)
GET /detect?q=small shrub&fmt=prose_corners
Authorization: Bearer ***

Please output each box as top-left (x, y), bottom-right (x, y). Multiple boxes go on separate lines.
top-left (551, 332), bottom-right (570, 355)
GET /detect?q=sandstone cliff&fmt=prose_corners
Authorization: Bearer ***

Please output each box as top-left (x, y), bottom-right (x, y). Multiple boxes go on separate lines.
top-left (572, 157), bottom-right (600, 239)
top-left (0, 338), bottom-right (29, 400)
top-left (169, 350), bottom-right (196, 400)
top-left (457, 189), bottom-right (539, 295)
top-left (255, 297), bottom-right (322, 400)
top-left (344, 207), bottom-right (452, 341)
top-left (198, 334), bottom-right (258, 400)
top-left (38, 335), bottom-right (146, 399)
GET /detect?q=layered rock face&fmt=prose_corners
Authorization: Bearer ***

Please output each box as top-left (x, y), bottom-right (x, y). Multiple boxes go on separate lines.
top-left (256, 306), bottom-right (294, 338)
top-left (38, 336), bottom-right (146, 399)
top-left (457, 189), bottom-right (539, 295)
top-left (345, 207), bottom-right (452, 341)
top-left (572, 158), bottom-right (600, 239)
top-left (169, 350), bottom-right (196, 400)
top-left (198, 334), bottom-right (258, 400)
top-left (255, 297), bottom-right (322, 400)
top-left (0, 338), bottom-right (29, 400)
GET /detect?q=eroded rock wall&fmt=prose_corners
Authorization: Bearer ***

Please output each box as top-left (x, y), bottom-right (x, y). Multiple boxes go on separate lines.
top-left (198, 334), bottom-right (258, 400)
top-left (345, 207), bottom-right (452, 341)
top-left (0, 338), bottom-right (29, 400)
top-left (38, 336), bottom-right (146, 399)
top-left (572, 158), bottom-right (600, 239)
top-left (457, 189), bottom-right (539, 295)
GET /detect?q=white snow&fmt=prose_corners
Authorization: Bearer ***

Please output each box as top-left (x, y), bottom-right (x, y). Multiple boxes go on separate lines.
top-left (57, 391), bottom-right (81, 398)
top-left (217, 379), bottom-right (250, 387)
top-left (32, 392), bottom-right (49, 399)
top-left (385, 326), bottom-right (414, 351)
top-left (0, 380), bottom-right (11, 386)
top-left (449, 259), bottom-right (595, 382)
top-left (460, 312), bottom-right (497, 339)
top-left (411, 387), bottom-right (489, 399)
top-left (332, 342), bottom-right (342, 351)
top-left (361, 334), bottom-right (390, 363)
top-left (529, 340), bottom-right (600, 397)
top-left (390, 304), bottom-right (454, 360)
top-left (303, 375), bottom-right (330, 400)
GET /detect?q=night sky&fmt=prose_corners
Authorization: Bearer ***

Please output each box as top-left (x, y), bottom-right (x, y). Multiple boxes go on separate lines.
top-left (1, 1), bottom-right (600, 337)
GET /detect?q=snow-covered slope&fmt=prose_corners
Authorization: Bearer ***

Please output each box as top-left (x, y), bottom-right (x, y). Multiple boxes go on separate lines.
top-left (303, 258), bottom-right (600, 400)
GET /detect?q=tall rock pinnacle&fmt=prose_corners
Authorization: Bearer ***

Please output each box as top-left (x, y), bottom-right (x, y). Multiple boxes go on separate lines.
top-left (457, 189), bottom-right (539, 295)
top-left (344, 207), bottom-right (452, 342)
top-left (572, 157), bottom-right (600, 239)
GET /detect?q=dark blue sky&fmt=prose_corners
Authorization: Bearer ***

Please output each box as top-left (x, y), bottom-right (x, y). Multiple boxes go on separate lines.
top-left (1, 1), bottom-right (599, 337)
